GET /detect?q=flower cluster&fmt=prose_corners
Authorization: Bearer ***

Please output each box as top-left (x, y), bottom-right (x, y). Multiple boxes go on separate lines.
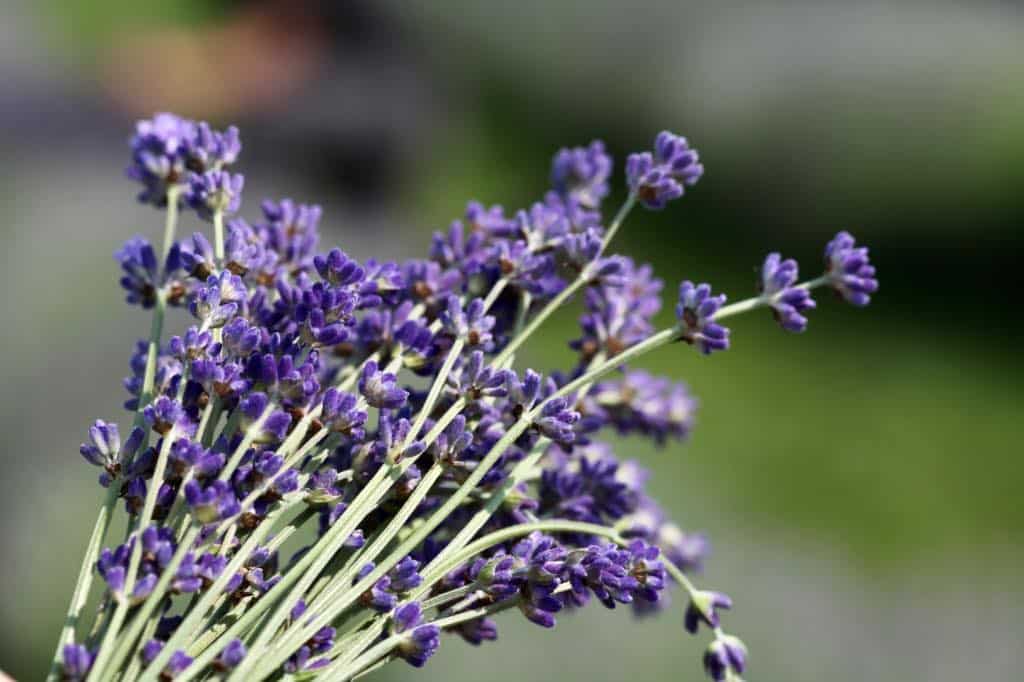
top-left (54, 115), bottom-right (876, 682)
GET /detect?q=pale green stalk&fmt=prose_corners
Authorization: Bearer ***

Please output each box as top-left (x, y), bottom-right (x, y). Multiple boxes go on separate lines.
top-left (228, 292), bottom-right (513, 678)
top-left (136, 497), bottom-right (305, 681)
top-left (261, 284), bottom-right (783, 675)
top-left (491, 275), bottom-right (588, 367)
top-left (597, 191), bottom-right (637, 256)
top-left (219, 468), bottom-right (397, 680)
top-left (44, 486), bottom-right (119, 681)
top-left (235, 345), bottom-right (467, 677)
top-left (246, 410), bottom-right (538, 676)
top-left (171, 470), bottom-right (392, 682)
top-left (96, 526), bottom-right (202, 676)
top-left (87, 427), bottom-right (178, 680)
top-left (213, 211), bottom-right (225, 261)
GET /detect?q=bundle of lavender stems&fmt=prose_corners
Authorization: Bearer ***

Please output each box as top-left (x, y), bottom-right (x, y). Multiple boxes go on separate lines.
top-left (50, 114), bottom-right (877, 682)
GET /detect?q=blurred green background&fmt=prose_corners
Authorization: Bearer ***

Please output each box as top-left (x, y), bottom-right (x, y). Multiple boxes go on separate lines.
top-left (1, 0), bottom-right (1021, 680)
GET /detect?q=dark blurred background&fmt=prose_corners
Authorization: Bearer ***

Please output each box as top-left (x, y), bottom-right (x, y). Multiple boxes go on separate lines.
top-left (1, 0), bottom-right (1021, 679)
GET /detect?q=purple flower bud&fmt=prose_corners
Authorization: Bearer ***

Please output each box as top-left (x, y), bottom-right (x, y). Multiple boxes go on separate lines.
top-left (626, 131), bottom-right (704, 210)
top-left (506, 369), bottom-right (542, 409)
top-left (676, 281), bottom-right (730, 354)
top-left (313, 248), bottom-right (366, 287)
top-left (464, 201), bottom-right (517, 238)
top-left (824, 230), bottom-right (878, 306)
top-left (190, 271), bottom-right (246, 328)
top-left (393, 603), bottom-right (441, 669)
top-left (551, 140), bottom-right (612, 209)
top-left (359, 361), bottom-right (409, 410)
top-left (80, 419), bottom-right (121, 470)
top-left (178, 232), bottom-right (216, 278)
top-left (216, 639), bottom-right (247, 671)
top-left (441, 296), bottom-right (496, 349)
top-left (761, 253), bottom-right (816, 333)
top-left (62, 643), bottom-right (94, 680)
top-left (143, 397), bottom-right (195, 437)
top-left (163, 650), bottom-right (193, 678)
top-left (393, 601), bottom-right (425, 632)
top-left (534, 397), bottom-right (581, 444)
top-left (116, 236), bottom-right (161, 308)
top-left (141, 639), bottom-right (164, 665)
top-left (186, 170), bottom-right (244, 221)
top-left (684, 589), bottom-right (733, 634)
top-left (185, 479), bottom-right (240, 524)
top-left (454, 616), bottom-right (499, 646)
top-left (323, 385), bottom-right (368, 438)
top-left (703, 635), bottom-right (747, 681)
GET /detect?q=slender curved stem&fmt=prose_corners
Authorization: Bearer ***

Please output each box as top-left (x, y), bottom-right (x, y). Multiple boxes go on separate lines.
top-left (137, 498), bottom-right (305, 681)
top-left (98, 526), bottom-right (202, 675)
top-left (491, 276), bottom-right (587, 367)
top-left (44, 485), bottom-right (119, 681)
top-left (598, 192), bottom-right (637, 256)
top-left (87, 429), bottom-right (178, 680)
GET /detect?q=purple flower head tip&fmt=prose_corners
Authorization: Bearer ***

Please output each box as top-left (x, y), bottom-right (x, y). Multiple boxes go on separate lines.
top-left (441, 296), bottom-right (496, 348)
top-left (187, 170), bottom-right (244, 221)
top-left (824, 231), bottom-right (878, 306)
top-left (62, 643), bottom-right (94, 680)
top-left (760, 253), bottom-right (816, 333)
top-left (703, 635), bottom-right (748, 681)
top-left (116, 236), bottom-right (161, 307)
top-left (626, 131), bottom-right (704, 209)
top-left (676, 281), bottom-right (730, 354)
top-left (393, 605), bottom-right (441, 668)
top-left (359, 361), bottom-right (409, 410)
top-left (127, 114), bottom-right (242, 207)
top-left (215, 639), bottom-right (247, 671)
top-left (551, 140), bottom-right (612, 209)
top-left (80, 419), bottom-right (121, 471)
top-left (684, 589), bottom-right (733, 634)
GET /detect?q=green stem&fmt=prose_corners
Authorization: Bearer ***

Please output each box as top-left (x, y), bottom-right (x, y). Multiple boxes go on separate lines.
top-left (98, 526), bottom-right (202, 676)
top-left (420, 440), bottom-right (549, 583)
top-left (223, 466), bottom-right (396, 680)
top-left (252, 416), bottom-right (538, 676)
top-left (408, 338), bottom-right (463, 442)
top-left (88, 428), bottom-right (178, 680)
top-left (491, 275), bottom-right (588, 367)
top-left (162, 186), bottom-right (182, 262)
top-left (213, 210), bottom-right (225, 262)
top-left (137, 498), bottom-right (305, 681)
top-left (45, 485), bottom-right (119, 681)
top-left (259, 398), bottom-right (469, 668)
top-left (551, 327), bottom-right (677, 403)
top-left (598, 192), bottom-right (637, 255)
top-left (420, 584), bottom-right (478, 612)
top-left (131, 294), bottom-right (168, 436)
top-left (331, 600), bottom-right (514, 681)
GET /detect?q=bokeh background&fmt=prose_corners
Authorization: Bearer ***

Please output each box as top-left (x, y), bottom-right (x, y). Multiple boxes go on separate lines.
top-left (1, 0), bottom-right (1022, 679)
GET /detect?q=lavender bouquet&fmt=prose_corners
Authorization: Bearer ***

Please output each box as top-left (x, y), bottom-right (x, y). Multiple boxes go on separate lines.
top-left (49, 115), bottom-right (877, 682)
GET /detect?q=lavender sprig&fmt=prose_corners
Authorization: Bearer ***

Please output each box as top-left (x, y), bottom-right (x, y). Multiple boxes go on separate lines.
top-left (50, 117), bottom-right (876, 682)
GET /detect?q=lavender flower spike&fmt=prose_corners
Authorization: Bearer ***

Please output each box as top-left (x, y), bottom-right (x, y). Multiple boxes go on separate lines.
top-left (824, 230), bottom-right (879, 306)
top-left (761, 252), bottom-right (816, 333)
